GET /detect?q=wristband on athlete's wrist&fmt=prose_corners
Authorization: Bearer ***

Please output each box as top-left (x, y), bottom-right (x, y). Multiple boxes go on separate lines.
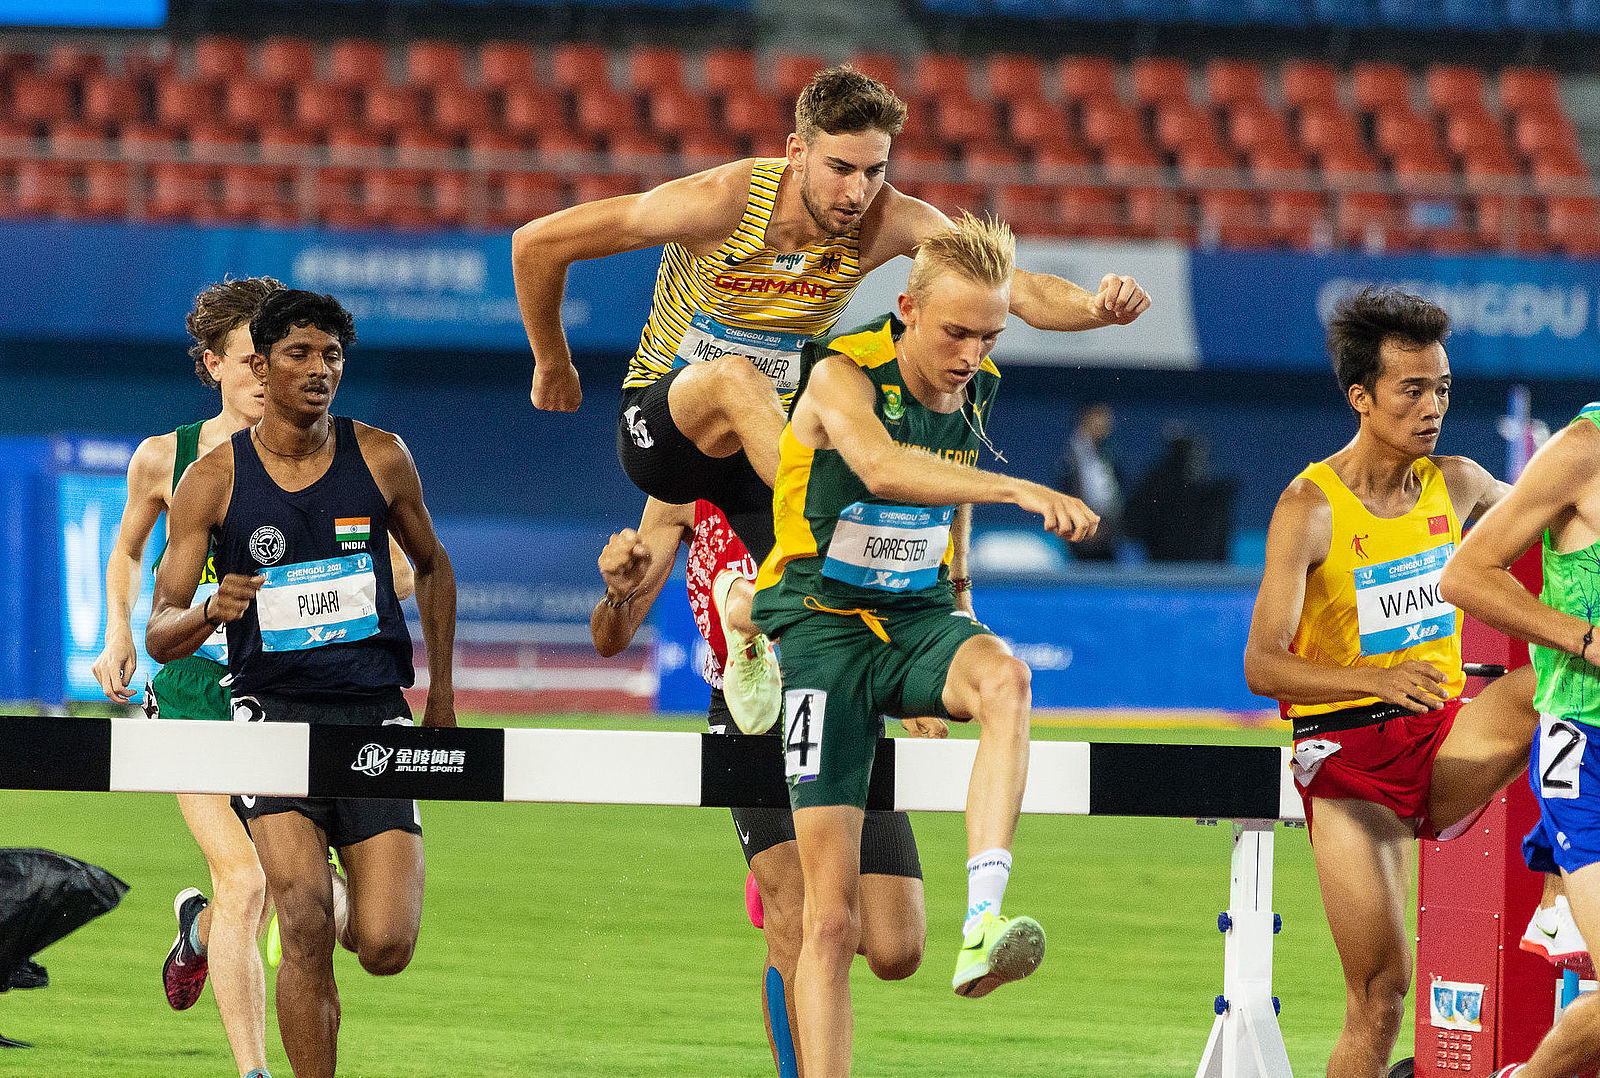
top-left (202, 595), bottom-right (222, 627)
top-left (1582, 623), bottom-right (1595, 664)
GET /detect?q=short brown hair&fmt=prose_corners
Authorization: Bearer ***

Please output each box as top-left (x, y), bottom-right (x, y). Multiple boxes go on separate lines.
top-left (186, 276), bottom-right (285, 387)
top-left (906, 212), bottom-right (1016, 302)
top-left (794, 65), bottom-right (907, 143)
top-left (1326, 286), bottom-right (1449, 397)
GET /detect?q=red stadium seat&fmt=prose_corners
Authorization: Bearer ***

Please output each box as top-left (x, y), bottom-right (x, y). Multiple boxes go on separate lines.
top-left (1126, 185), bottom-right (1185, 240)
top-left (365, 169), bottom-right (432, 229)
top-left (1101, 141), bottom-right (1162, 185)
top-left (500, 85), bottom-right (566, 140)
top-left (193, 35), bottom-right (249, 83)
top-left (1005, 99), bottom-right (1075, 154)
top-left (82, 161), bottom-right (131, 218)
top-left (8, 72), bottom-right (72, 126)
top-left (913, 54), bottom-right (973, 101)
top-left (680, 132), bottom-right (742, 168)
top-left (918, 181), bottom-right (988, 217)
top-left (13, 160), bottom-right (74, 217)
top-left (1266, 189), bottom-right (1325, 250)
top-left (1423, 64), bottom-right (1486, 117)
top-left (721, 89), bottom-right (790, 146)
top-left (1443, 111), bottom-right (1508, 160)
top-left (933, 95), bottom-right (997, 147)
top-left (1205, 60), bottom-right (1266, 109)
top-left (995, 183), bottom-right (1063, 236)
top-left (187, 121), bottom-right (249, 162)
top-left (538, 127), bottom-right (597, 167)
top-left (466, 129), bottom-right (525, 169)
top-left (47, 120), bottom-right (107, 158)
top-left (1176, 144), bottom-right (1236, 187)
top-left (1499, 67), bottom-right (1562, 117)
top-left (1529, 149), bottom-right (1590, 197)
top-left (608, 130), bottom-right (672, 177)
top-left (987, 54), bottom-right (1045, 103)
top-left (322, 125), bottom-right (387, 192)
top-left (364, 84), bottom-right (426, 136)
top-left (395, 129), bottom-right (454, 169)
top-left (1280, 60), bottom-right (1341, 111)
top-left (1080, 99), bottom-right (1142, 149)
top-left (574, 86), bottom-right (639, 139)
top-left (1061, 187), bottom-right (1122, 238)
top-left (145, 161), bottom-right (214, 221)
top-left (964, 143), bottom-right (1025, 183)
top-left (703, 49), bottom-right (757, 97)
top-left (431, 85), bottom-right (491, 139)
top-left (1547, 196), bottom-right (1600, 255)
top-left (1392, 149), bottom-right (1454, 197)
top-left (1227, 101), bottom-right (1293, 156)
top-left (222, 82), bottom-right (284, 131)
top-left (118, 122), bottom-right (180, 161)
top-left (218, 164), bottom-right (296, 224)
top-left (491, 171), bottom-right (566, 227)
top-left (154, 78), bottom-right (218, 133)
top-left (1513, 113), bottom-right (1580, 160)
top-left (626, 45), bottom-right (685, 91)
top-left (406, 40), bottom-right (465, 87)
top-left (1033, 143), bottom-right (1093, 183)
top-left (80, 74), bottom-right (141, 128)
top-left (430, 168), bottom-right (484, 228)
top-left (1336, 191), bottom-right (1398, 247)
top-left (44, 43), bottom-right (103, 80)
top-left (1320, 145), bottom-right (1381, 188)
top-left (1297, 105), bottom-right (1365, 156)
top-left (1351, 62), bottom-right (1412, 115)
top-left (291, 84), bottom-right (357, 134)
top-left (1130, 57), bottom-right (1190, 108)
top-left (259, 37), bottom-right (317, 88)
top-left (571, 173), bottom-right (637, 203)
top-left (771, 54), bottom-right (827, 100)
top-left (849, 52), bottom-right (902, 93)
top-left (328, 39), bottom-right (389, 89)
top-left (644, 87), bottom-right (713, 141)
top-left (1373, 110), bottom-right (1438, 159)
top-left (1058, 56), bottom-right (1117, 105)
top-left (1154, 102), bottom-right (1222, 153)
top-left (1198, 188), bottom-right (1271, 249)
top-left (479, 42), bottom-right (537, 91)
top-left (1248, 145), bottom-right (1312, 187)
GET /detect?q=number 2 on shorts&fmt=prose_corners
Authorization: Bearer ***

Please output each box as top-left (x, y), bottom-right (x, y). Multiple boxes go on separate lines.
top-left (1539, 712), bottom-right (1587, 800)
top-left (784, 689), bottom-right (826, 784)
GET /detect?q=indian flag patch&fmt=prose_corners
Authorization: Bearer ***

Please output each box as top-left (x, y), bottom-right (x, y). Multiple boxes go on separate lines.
top-left (335, 517), bottom-right (371, 550)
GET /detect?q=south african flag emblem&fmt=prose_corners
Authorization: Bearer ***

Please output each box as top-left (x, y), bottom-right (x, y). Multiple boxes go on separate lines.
top-left (335, 517), bottom-right (371, 548)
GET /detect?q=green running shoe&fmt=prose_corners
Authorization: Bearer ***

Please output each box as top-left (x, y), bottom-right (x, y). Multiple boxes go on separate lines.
top-left (952, 912), bottom-right (1045, 998)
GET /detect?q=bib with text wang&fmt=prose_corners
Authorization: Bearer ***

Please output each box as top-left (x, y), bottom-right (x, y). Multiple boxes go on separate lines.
top-left (673, 312), bottom-right (806, 396)
top-left (256, 554), bottom-right (378, 653)
top-left (822, 502), bottom-right (953, 592)
top-left (192, 581), bottom-right (229, 664)
top-left (1353, 542), bottom-right (1456, 656)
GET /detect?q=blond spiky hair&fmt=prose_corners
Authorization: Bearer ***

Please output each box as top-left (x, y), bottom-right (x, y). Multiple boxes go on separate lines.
top-left (905, 213), bottom-right (1016, 302)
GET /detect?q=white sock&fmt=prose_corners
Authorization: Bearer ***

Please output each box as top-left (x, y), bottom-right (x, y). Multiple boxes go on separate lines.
top-left (964, 848), bottom-right (1012, 935)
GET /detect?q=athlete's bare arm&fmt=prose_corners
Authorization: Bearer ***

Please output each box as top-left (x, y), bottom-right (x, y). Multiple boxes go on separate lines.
top-left (1435, 454), bottom-right (1512, 526)
top-left (860, 185), bottom-right (1151, 330)
top-left (512, 161), bottom-right (757, 412)
top-left (1244, 477), bottom-right (1448, 711)
top-left (591, 498), bottom-right (694, 657)
top-left (951, 503), bottom-right (974, 616)
top-left (388, 535), bottom-right (415, 602)
top-left (148, 445), bottom-right (253, 664)
top-left (1442, 420), bottom-right (1600, 660)
top-left (794, 355), bottom-right (1097, 540)
top-left (92, 433), bottom-right (177, 701)
top-left (361, 424), bottom-right (456, 728)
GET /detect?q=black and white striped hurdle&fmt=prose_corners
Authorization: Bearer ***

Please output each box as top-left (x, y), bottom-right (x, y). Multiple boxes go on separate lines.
top-left (1, 716), bottom-right (1300, 1078)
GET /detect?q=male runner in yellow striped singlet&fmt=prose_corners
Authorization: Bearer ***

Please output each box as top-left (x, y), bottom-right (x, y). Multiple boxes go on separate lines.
top-left (512, 65), bottom-right (1151, 570)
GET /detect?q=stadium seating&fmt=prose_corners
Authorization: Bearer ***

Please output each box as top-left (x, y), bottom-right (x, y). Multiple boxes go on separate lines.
top-left (0, 36), bottom-right (1592, 254)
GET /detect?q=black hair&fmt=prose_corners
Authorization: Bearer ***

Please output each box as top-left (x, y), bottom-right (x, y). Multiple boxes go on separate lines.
top-left (1326, 286), bottom-right (1449, 398)
top-left (249, 289), bottom-right (357, 360)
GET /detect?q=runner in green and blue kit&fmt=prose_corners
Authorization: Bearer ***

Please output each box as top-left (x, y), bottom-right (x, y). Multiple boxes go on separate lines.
top-left (750, 215), bottom-right (1102, 1078)
top-left (1442, 402), bottom-right (1600, 1078)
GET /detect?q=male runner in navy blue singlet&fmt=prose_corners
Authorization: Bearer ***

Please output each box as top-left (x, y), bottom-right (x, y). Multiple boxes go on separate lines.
top-left (149, 289), bottom-right (457, 1078)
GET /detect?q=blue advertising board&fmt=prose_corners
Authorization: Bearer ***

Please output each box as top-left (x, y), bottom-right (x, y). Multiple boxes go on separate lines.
top-left (1191, 249), bottom-right (1600, 377)
top-left (0, 0), bottom-right (163, 26)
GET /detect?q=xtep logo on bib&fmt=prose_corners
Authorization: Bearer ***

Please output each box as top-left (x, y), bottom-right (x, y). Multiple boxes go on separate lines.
top-left (335, 516), bottom-right (370, 551)
top-left (882, 385), bottom-right (904, 422)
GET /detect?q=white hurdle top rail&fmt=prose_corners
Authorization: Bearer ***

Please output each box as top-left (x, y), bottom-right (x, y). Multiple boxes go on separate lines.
top-left (0, 716), bottom-right (1305, 821)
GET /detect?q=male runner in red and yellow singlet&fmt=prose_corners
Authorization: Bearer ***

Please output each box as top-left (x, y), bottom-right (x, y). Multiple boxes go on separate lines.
top-left (512, 65), bottom-right (1150, 571)
top-left (1244, 287), bottom-right (1538, 1078)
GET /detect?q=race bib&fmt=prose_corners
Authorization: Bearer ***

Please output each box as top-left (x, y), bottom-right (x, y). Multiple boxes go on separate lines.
top-left (821, 502), bottom-right (953, 592)
top-left (1538, 712), bottom-right (1587, 800)
top-left (673, 313), bottom-right (806, 396)
top-left (256, 554), bottom-right (378, 653)
top-left (192, 581), bottom-right (228, 664)
top-left (1353, 542), bottom-right (1455, 656)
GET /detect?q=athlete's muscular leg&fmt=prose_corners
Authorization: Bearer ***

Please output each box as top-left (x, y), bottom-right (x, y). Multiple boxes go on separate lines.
top-left (791, 805), bottom-right (865, 1078)
top-left (751, 841), bottom-right (805, 1076)
top-left (941, 635), bottom-right (1032, 856)
top-left (666, 355), bottom-right (787, 486)
top-left (1310, 798), bottom-right (1414, 1078)
top-left (178, 793), bottom-right (269, 1078)
top-left (723, 576), bottom-right (760, 640)
top-left (250, 812), bottom-right (340, 1078)
top-left (337, 828), bottom-right (425, 977)
top-left (1518, 861), bottom-right (1600, 1078)
top-left (857, 873), bottom-right (925, 981)
top-left (1429, 664), bottom-right (1537, 832)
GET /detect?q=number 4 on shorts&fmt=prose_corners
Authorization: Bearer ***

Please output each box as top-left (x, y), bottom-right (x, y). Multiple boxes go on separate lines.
top-left (785, 689), bottom-right (826, 784)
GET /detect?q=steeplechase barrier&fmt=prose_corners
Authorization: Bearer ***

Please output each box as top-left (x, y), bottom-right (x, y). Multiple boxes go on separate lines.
top-left (2, 715), bottom-right (1303, 1078)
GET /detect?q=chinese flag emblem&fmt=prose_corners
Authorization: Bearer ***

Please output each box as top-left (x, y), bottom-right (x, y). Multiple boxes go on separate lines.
top-left (1429, 515), bottom-right (1449, 535)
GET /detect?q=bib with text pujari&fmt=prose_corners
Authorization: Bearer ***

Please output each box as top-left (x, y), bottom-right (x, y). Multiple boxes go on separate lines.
top-left (255, 553), bottom-right (379, 653)
top-left (626, 159), bottom-right (865, 401)
top-left (754, 313), bottom-right (1000, 618)
top-left (1286, 458), bottom-right (1464, 719)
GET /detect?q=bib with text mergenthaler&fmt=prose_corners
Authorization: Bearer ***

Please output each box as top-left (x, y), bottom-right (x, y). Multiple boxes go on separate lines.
top-left (673, 312), bottom-right (806, 396)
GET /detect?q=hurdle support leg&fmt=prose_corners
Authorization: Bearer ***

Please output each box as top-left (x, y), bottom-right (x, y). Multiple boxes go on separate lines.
top-left (1196, 819), bottom-right (1294, 1078)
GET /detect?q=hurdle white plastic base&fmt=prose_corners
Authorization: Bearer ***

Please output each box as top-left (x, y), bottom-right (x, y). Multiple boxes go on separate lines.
top-left (1196, 820), bottom-right (1294, 1078)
